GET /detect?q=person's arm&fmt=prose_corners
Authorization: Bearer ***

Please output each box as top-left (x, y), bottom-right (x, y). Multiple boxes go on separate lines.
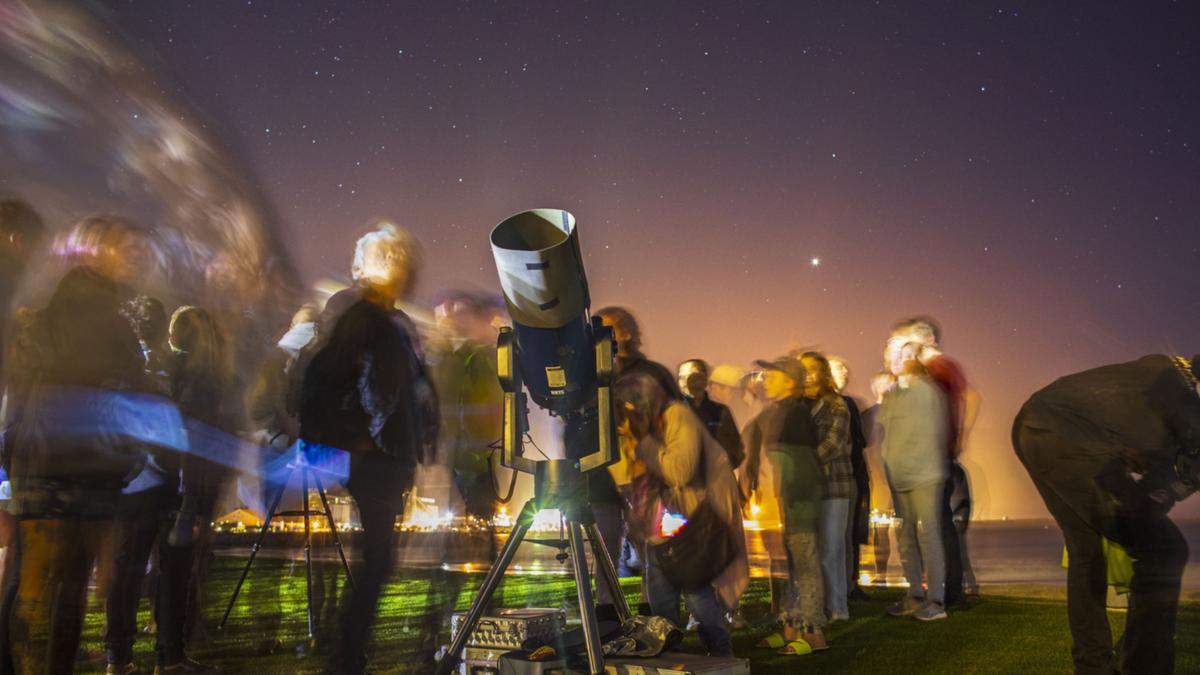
top-left (639, 405), bottom-right (702, 490)
top-left (716, 406), bottom-right (745, 468)
top-left (742, 414), bottom-right (764, 493)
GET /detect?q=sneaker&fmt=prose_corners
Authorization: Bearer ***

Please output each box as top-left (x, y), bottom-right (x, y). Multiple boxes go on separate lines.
top-left (913, 601), bottom-right (948, 622)
top-left (153, 657), bottom-right (217, 674)
top-left (106, 664), bottom-right (139, 675)
top-left (886, 595), bottom-right (924, 617)
top-left (828, 611), bottom-right (850, 623)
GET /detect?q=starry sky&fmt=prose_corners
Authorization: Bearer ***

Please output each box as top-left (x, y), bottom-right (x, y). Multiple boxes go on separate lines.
top-left (64, 1), bottom-right (1200, 518)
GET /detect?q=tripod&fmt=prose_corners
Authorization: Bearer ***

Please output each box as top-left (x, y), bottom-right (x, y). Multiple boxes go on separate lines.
top-left (436, 459), bottom-right (631, 675)
top-left (219, 450), bottom-right (355, 640)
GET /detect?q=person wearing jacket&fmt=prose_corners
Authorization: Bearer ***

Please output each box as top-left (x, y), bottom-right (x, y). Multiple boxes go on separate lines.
top-left (744, 357), bottom-right (827, 655)
top-left (677, 359), bottom-right (744, 469)
top-left (881, 341), bottom-right (950, 622)
top-left (299, 221), bottom-right (438, 675)
top-left (1013, 354), bottom-right (1199, 675)
top-left (614, 371), bottom-right (747, 658)
top-left (4, 216), bottom-right (154, 674)
top-left (800, 352), bottom-right (854, 622)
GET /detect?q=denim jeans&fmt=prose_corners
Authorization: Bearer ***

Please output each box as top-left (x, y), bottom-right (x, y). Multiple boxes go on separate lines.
top-left (819, 497), bottom-right (850, 616)
top-left (643, 544), bottom-right (731, 657)
top-left (894, 481), bottom-right (945, 604)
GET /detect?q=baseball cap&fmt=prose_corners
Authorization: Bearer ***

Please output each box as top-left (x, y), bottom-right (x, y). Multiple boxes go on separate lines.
top-left (754, 356), bottom-right (806, 386)
top-left (709, 364), bottom-right (745, 388)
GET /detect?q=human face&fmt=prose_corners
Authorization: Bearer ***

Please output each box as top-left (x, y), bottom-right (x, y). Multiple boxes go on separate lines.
top-left (799, 356), bottom-right (822, 397)
top-left (677, 362), bottom-right (708, 399)
top-left (829, 358), bottom-right (849, 393)
top-left (763, 369), bottom-right (797, 401)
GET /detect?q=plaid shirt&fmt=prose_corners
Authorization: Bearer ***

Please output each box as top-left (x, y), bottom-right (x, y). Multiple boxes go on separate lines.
top-left (810, 393), bottom-right (855, 500)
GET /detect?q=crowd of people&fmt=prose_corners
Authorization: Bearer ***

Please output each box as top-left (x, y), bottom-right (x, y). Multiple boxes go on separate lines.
top-left (32, 195), bottom-right (1199, 674)
top-left (592, 307), bottom-right (979, 658)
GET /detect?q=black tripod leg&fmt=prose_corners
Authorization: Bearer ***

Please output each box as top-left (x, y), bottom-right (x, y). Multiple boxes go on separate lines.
top-left (302, 469), bottom-right (315, 640)
top-left (312, 471), bottom-right (355, 591)
top-left (220, 469), bottom-right (291, 629)
top-left (435, 500), bottom-right (535, 675)
top-left (585, 521), bottom-right (631, 623)
top-left (567, 521), bottom-right (604, 675)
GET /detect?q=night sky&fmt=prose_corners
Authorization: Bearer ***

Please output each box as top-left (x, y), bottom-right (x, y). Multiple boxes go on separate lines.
top-left (28, 2), bottom-right (1200, 517)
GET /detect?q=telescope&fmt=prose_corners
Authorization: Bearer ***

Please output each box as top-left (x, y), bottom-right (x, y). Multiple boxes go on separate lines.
top-left (437, 210), bottom-right (630, 675)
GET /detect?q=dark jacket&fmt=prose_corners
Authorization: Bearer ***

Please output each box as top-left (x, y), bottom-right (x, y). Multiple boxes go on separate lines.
top-left (3, 265), bottom-right (147, 517)
top-left (1019, 354), bottom-right (1200, 503)
top-left (688, 393), bottom-right (744, 468)
top-left (299, 290), bottom-right (438, 470)
top-left (743, 396), bottom-right (822, 534)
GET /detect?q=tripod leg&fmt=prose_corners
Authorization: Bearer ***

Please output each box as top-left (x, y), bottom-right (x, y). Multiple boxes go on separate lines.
top-left (435, 500), bottom-right (535, 675)
top-left (220, 469), bottom-right (290, 629)
top-left (312, 471), bottom-right (356, 591)
top-left (568, 521), bottom-right (604, 675)
top-left (302, 469), bottom-right (315, 640)
top-left (585, 521), bottom-right (631, 623)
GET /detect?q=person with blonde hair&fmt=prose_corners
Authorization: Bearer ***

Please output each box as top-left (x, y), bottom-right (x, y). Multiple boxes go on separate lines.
top-left (300, 219), bottom-right (438, 674)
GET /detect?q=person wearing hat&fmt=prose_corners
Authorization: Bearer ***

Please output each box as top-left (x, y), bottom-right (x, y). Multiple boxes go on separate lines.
top-left (744, 357), bottom-right (828, 655)
top-left (1013, 354), bottom-right (1200, 675)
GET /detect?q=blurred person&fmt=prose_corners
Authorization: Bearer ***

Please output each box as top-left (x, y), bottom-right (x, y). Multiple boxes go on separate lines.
top-left (881, 341), bottom-right (949, 621)
top-left (247, 305), bottom-right (318, 447)
top-left (798, 352), bottom-right (853, 622)
top-left (744, 357), bottom-right (827, 655)
top-left (1013, 354), bottom-right (1199, 675)
top-left (3, 215), bottom-right (152, 673)
top-left (155, 306), bottom-right (233, 673)
top-left (430, 291), bottom-right (504, 522)
top-left (0, 198), bottom-right (45, 675)
top-left (593, 306), bottom-right (683, 612)
top-left (707, 364), bottom-right (749, 426)
top-left (0, 199), bottom-right (46, 383)
top-left (614, 371), bottom-right (747, 658)
top-left (299, 221), bottom-right (438, 675)
top-left (677, 359), bottom-right (743, 468)
top-left (862, 371), bottom-right (896, 580)
top-left (891, 316), bottom-right (977, 605)
top-left (828, 356), bottom-right (871, 601)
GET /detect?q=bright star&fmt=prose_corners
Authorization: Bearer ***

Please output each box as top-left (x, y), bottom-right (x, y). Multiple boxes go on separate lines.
top-left (811, 257), bottom-right (821, 267)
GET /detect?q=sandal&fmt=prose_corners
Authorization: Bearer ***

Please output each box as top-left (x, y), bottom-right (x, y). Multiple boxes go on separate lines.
top-left (777, 639), bottom-right (814, 656)
top-left (755, 632), bottom-right (786, 649)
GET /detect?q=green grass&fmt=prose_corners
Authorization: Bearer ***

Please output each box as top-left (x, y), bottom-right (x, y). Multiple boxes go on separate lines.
top-left (72, 557), bottom-right (1200, 674)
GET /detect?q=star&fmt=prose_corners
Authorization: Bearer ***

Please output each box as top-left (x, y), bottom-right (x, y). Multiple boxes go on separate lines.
top-left (811, 257), bottom-right (820, 267)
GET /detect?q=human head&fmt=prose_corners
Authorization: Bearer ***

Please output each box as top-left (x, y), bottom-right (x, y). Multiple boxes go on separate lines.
top-left (351, 219), bottom-right (421, 302)
top-left (799, 351), bottom-right (836, 398)
top-left (169, 305), bottom-right (231, 383)
top-left (613, 370), bottom-right (670, 441)
top-left (755, 356), bottom-right (806, 401)
top-left (1, 198), bottom-right (45, 274)
top-left (828, 356), bottom-right (849, 393)
top-left (889, 340), bottom-right (925, 377)
top-left (708, 364), bottom-right (745, 406)
top-left (122, 295), bottom-right (168, 349)
top-left (291, 304), bottom-right (319, 329)
top-left (677, 359), bottom-right (710, 399)
top-left (595, 306), bottom-right (642, 358)
top-left (891, 316), bottom-right (941, 350)
top-left (58, 214), bottom-right (154, 285)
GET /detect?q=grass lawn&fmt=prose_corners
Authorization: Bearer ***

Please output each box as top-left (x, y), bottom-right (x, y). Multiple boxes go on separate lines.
top-left (71, 557), bottom-right (1200, 673)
